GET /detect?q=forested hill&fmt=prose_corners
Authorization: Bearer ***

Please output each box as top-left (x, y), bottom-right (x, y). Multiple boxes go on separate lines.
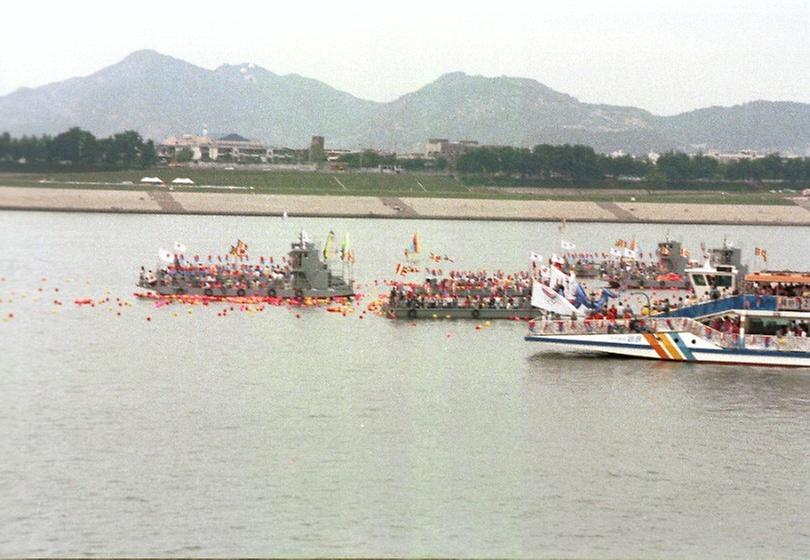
top-left (1, 50), bottom-right (809, 155)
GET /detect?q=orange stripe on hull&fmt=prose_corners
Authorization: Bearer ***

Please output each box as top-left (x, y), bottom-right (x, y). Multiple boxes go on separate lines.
top-left (658, 333), bottom-right (684, 361)
top-left (643, 333), bottom-right (670, 360)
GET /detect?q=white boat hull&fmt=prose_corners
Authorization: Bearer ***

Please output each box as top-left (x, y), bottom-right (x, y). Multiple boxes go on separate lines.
top-left (526, 331), bottom-right (810, 367)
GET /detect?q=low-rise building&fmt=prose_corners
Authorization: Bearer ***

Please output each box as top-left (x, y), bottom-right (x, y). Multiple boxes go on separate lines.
top-left (158, 133), bottom-right (272, 163)
top-left (425, 138), bottom-right (478, 159)
top-left (703, 149), bottom-right (768, 163)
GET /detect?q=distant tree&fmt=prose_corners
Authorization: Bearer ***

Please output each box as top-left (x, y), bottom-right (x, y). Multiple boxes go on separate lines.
top-left (457, 147), bottom-right (499, 173)
top-left (140, 139), bottom-right (157, 167)
top-left (783, 157), bottom-right (809, 182)
top-left (656, 152), bottom-right (692, 181)
top-left (110, 130), bottom-right (144, 167)
top-left (176, 147), bottom-right (194, 163)
top-left (532, 144), bottom-right (555, 177)
top-left (48, 127), bottom-right (98, 164)
top-left (756, 154), bottom-right (784, 180)
top-left (690, 154), bottom-right (720, 179)
top-left (598, 154), bottom-right (650, 178)
top-left (644, 166), bottom-right (667, 187)
top-left (0, 132), bottom-right (10, 160)
top-left (723, 159), bottom-right (754, 181)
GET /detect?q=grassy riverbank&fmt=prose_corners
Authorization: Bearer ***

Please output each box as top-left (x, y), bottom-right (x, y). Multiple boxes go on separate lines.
top-left (0, 168), bottom-right (800, 206)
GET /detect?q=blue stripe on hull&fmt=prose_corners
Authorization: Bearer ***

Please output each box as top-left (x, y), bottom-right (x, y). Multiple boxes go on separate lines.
top-left (670, 335), bottom-right (696, 361)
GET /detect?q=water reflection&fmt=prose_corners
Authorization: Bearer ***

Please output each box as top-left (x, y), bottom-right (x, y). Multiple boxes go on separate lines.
top-left (1, 211), bottom-right (809, 558)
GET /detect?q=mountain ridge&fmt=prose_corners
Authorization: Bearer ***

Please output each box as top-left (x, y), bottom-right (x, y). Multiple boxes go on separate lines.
top-left (1, 50), bottom-right (809, 155)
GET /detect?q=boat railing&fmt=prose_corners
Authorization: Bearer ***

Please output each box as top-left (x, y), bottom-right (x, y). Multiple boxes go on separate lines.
top-left (743, 333), bottom-right (810, 352)
top-left (660, 295), bottom-right (777, 319)
top-left (528, 317), bottom-right (712, 338)
top-left (529, 317), bottom-right (810, 352)
top-left (528, 317), bottom-right (742, 348)
top-left (776, 296), bottom-right (810, 312)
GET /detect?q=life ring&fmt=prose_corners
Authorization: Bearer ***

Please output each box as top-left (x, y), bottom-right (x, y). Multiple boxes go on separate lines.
top-left (236, 288), bottom-right (246, 297)
top-left (294, 288), bottom-right (304, 299)
top-left (472, 308), bottom-right (481, 319)
top-left (267, 287), bottom-right (277, 297)
top-left (407, 308), bottom-right (417, 319)
top-left (203, 288), bottom-right (213, 297)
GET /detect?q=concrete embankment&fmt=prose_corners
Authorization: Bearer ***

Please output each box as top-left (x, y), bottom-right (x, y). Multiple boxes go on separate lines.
top-left (2, 185), bottom-right (810, 225)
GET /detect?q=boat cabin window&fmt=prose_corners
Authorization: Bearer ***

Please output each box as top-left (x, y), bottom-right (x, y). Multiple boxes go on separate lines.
top-left (747, 317), bottom-right (793, 336)
top-left (691, 274), bottom-right (707, 286)
top-left (715, 274), bottom-right (732, 288)
top-left (704, 274), bottom-right (732, 288)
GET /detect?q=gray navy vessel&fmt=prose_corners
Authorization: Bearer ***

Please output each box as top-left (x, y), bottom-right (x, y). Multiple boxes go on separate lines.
top-left (138, 232), bottom-right (355, 299)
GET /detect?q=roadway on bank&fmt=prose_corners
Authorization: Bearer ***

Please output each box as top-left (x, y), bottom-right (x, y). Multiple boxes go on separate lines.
top-left (2, 185), bottom-right (810, 225)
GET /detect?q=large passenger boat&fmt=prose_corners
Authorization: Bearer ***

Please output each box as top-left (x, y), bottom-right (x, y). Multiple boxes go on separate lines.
top-left (526, 279), bottom-right (810, 367)
top-left (138, 231), bottom-right (355, 299)
top-left (606, 240), bottom-right (692, 290)
top-left (383, 276), bottom-right (539, 320)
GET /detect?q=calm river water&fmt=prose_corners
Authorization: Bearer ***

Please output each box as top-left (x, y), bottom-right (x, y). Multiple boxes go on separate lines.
top-left (1, 211), bottom-right (809, 558)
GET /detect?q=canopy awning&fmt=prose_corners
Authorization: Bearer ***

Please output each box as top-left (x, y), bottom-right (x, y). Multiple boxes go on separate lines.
top-left (745, 271), bottom-right (810, 285)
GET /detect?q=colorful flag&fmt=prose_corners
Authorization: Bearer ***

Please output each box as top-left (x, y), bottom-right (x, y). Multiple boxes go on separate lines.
top-left (229, 240), bottom-right (248, 257)
top-left (323, 231), bottom-right (335, 260)
top-left (412, 231), bottom-right (421, 255)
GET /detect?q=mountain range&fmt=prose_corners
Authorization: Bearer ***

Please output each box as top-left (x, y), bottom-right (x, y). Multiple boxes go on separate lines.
top-left (1, 49), bottom-right (809, 155)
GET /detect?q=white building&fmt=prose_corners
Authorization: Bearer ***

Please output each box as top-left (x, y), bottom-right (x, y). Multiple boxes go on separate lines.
top-left (158, 133), bottom-right (271, 162)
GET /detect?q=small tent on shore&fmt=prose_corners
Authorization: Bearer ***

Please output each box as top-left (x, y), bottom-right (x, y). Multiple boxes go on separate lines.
top-left (140, 176), bottom-right (164, 185)
top-left (171, 177), bottom-right (195, 185)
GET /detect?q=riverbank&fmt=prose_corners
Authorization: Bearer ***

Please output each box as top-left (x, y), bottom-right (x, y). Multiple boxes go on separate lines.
top-left (2, 185), bottom-right (810, 225)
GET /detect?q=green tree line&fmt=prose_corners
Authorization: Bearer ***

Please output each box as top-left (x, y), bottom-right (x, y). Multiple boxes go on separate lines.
top-left (337, 149), bottom-right (447, 171)
top-left (0, 127), bottom-right (157, 168)
top-left (457, 144), bottom-right (810, 182)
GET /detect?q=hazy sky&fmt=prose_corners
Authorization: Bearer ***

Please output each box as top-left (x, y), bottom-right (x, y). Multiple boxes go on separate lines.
top-left (1, 0), bottom-right (808, 115)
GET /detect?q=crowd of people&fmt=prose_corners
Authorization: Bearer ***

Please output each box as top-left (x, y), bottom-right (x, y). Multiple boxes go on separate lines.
top-left (387, 269), bottom-right (534, 311)
top-left (749, 282), bottom-right (810, 298)
top-left (561, 253), bottom-right (688, 287)
top-left (140, 259), bottom-right (293, 293)
top-left (776, 321), bottom-right (810, 338)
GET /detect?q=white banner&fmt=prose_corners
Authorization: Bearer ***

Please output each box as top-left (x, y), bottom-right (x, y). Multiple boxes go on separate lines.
top-left (531, 280), bottom-right (578, 316)
top-left (158, 248), bottom-right (174, 263)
